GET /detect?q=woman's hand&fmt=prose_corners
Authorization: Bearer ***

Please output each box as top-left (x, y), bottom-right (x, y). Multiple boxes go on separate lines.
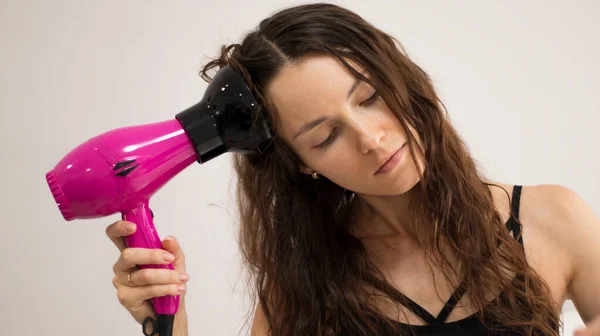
top-left (105, 220), bottom-right (189, 325)
top-left (574, 317), bottom-right (600, 336)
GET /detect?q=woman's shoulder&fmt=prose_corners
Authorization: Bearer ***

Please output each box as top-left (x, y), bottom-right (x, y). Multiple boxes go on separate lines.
top-left (490, 181), bottom-right (597, 307)
top-left (487, 181), bottom-right (584, 228)
top-left (488, 182), bottom-right (575, 259)
top-left (504, 182), bottom-right (590, 248)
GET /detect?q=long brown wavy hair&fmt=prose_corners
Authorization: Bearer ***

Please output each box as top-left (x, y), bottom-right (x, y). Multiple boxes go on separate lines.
top-left (198, 3), bottom-right (561, 335)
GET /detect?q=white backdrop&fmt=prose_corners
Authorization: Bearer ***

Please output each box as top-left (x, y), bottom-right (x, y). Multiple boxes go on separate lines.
top-left (1, 0), bottom-right (598, 335)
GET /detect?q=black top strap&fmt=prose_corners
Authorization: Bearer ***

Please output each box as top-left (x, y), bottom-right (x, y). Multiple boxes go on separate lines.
top-left (506, 185), bottom-right (524, 249)
top-left (511, 185), bottom-right (522, 222)
top-left (397, 293), bottom-right (439, 325)
top-left (398, 279), bottom-right (469, 325)
top-left (435, 280), bottom-right (468, 324)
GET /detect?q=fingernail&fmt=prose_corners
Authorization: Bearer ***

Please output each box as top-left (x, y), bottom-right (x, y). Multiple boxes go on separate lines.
top-left (178, 284), bottom-right (186, 292)
top-left (163, 253), bottom-right (175, 262)
top-left (126, 223), bottom-right (136, 231)
top-left (180, 273), bottom-right (189, 281)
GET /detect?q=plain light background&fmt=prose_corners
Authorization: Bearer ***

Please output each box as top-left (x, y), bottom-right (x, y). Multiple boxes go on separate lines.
top-left (1, 0), bottom-right (598, 335)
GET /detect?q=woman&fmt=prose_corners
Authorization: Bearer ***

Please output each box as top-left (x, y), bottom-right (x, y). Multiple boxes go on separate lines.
top-left (105, 3), bottom-right (600, 335)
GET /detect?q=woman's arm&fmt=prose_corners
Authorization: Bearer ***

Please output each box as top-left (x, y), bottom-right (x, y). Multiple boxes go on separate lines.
top-left (557, 186), bottom-right (600, 323)
top-left (250, 302), bottom-right (270, 336)
top-left (543, 185), bottom-right (600, 335)
top-left (174, 296), bottom-right (189, 336)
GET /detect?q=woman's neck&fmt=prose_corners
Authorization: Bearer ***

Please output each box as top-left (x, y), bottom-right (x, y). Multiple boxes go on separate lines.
top-left (351, 183), bottom-right (422, 240)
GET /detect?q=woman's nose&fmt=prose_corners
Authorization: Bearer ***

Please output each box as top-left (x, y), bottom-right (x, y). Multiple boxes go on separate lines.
top-left (355, 121), bottom-right (385, 154)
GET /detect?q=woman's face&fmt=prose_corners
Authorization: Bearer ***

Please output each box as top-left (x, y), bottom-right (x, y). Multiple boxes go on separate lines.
top-left (266, 54), bottom-right (422, 196)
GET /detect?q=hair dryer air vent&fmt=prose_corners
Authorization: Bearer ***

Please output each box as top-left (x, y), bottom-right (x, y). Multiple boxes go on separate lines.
top-left (45, 170), bottom-right (74, 220)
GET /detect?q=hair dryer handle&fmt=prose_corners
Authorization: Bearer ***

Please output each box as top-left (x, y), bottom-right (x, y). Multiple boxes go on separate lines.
top-left (123, 202), bottom-right (179, 316)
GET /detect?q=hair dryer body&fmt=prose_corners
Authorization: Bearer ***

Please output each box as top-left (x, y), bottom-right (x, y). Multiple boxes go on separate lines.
top-left (46, 118), bottom-right (197, 314)
top-left (45, 65), bottom-right (272, 325)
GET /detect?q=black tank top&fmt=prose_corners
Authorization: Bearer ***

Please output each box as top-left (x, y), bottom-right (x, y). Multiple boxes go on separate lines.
top-left (358, 185), bottom-right (558, 335)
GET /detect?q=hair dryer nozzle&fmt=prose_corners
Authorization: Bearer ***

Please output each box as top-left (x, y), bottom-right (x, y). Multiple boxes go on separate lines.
top-left (176, 65), bottom-right (273, 163)
top-left (45, 170), bottom-right (75, 221)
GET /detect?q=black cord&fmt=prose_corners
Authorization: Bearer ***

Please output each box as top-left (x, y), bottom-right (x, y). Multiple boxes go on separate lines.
top-left (142, 315), bottom-right (175, 336)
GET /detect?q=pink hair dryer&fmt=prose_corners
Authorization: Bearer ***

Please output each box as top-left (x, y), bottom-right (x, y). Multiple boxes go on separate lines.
top-left (44, 66), bottom-right (272, 336)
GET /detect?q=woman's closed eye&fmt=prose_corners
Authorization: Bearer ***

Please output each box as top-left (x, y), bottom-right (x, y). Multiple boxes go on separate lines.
top-left (360, 90), bottom-right (379, 107)
top-left (315, 91), bottom-right (379, 148)
top-left (316, 128), bottom-right (339, 148)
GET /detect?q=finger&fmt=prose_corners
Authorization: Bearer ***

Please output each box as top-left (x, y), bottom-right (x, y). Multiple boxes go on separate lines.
top-left (115, 292), bottom-right (156, 325)
top-left (161, 236), bottom-right (186, 272)
top-left (117, 283), bottom-right (187, 310)
top-left (116, 268), bottom-right (189, 287)
top-left (131, 301), bottom-right (157, 326)
top-left (106, 220), bottom-right (137, 251)
top-left (113, 247), bottom-right (175, 274)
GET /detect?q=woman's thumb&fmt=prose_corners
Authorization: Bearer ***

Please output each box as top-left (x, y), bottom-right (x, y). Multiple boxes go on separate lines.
top-left (162, 236), bottom-right (186, 271)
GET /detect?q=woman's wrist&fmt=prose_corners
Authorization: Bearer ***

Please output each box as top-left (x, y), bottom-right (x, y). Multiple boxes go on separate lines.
top-left (173, 297), bottom-right (188, 336)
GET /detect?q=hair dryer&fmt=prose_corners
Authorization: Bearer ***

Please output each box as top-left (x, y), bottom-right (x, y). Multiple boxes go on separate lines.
top-left (45, 65), bottom-right (271, 336)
